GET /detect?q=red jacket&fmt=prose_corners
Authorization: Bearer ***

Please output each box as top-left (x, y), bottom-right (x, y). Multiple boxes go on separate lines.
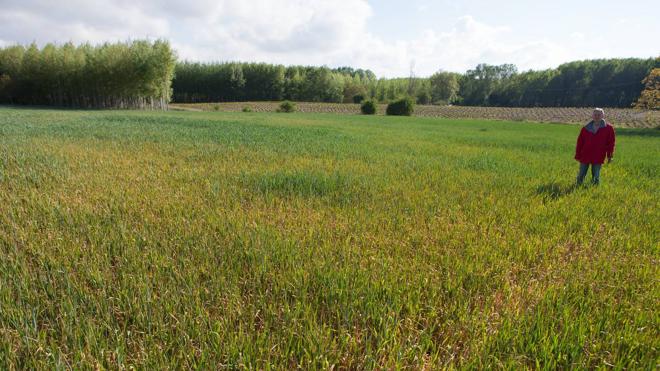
top-left (575, 121), bottom-right (616, 164)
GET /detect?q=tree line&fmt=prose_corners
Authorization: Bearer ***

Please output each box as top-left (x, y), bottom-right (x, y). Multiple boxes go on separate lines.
top-left (471, 59), bottom-right (658, 108)
top-left (172, 62), bottom-right (462, 105)
top-left (0, 39), bottom-right (656, 109)
top-left (173, 58), bottom-right (657, 108)
top-left (0, 40), bottom-right (176, 109)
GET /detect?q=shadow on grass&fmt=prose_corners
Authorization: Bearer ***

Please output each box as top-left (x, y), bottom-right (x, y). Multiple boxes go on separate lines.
top-left (535, 182), bottom-right (579, 201)
top-left (0, 103), bottom-right (101, 111)
top-left (240, 170), bottom-right (369, 205)
top-left (616, 127), bottom-right (660, 138)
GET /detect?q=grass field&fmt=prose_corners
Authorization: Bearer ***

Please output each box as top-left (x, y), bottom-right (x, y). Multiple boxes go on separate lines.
top-left (0, 107), bottom-right (658, 369)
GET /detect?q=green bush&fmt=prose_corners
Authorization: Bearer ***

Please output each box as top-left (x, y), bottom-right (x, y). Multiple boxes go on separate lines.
top-left (360, 100), bottom-right (376, 115)
top-left (352, 94), bottom-right (365, 104)
top-left (386, 97), bottom-right (414, 116)
top-left (242, 106), bottom-right (253, 112)
top-left (277, 100), bottom-right (296, 113)
top-left (416, 91), bottom-right (431, 105)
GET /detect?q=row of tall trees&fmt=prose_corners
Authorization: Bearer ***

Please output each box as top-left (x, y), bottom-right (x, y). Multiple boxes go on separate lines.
top-left (481, 58), bottom-right (658, 108)
top-left (173, 58), bottom-right (657, 108)
top-left (0, 40), bottom-right (176, 109)
top-left (173, 63), bottom-right (373, 103)
top-left (172, 62), bottom-right (462, 105)
top-left (0, 40), bottom-right (655, 109)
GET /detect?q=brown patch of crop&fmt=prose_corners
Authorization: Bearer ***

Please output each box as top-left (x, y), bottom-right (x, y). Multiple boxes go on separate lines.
top-left (171, 102), bottom-right (659, 128)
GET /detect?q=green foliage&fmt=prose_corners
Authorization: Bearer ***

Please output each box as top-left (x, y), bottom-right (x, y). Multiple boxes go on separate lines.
top-left (360, 99), bottom-right (376, 114)
top-left (170, 58), bottom-right (655, 109)
top-left (301, 67), bottom-right (345, 103)
top-left (331, 66), bottom-right (376, 80)
top-left (173, 62), bottom-right (284, 102)
top-left (343, 76), bottom-right (368, 103)
top-left (459, 63), bottom-right (518, 106)
top-left (386, 97), bottom-right (415, 116)
top-left (242, 106), bottom-right (253, 112)
top-left (0, 74), bottom-right (12, 101)
top-left (277, 100), bottom-right (296, 113)
top-left (0, 40), bottom-right (176, 109)
top-left (634, 67), bottom-right (659, 109)
top-left (2, 39), bottom-right (649, 110)
top-left (486, 58), bottom-right (657, 108)
top-left (374, 78), bottom-right (414, 102)
top-left (173, 63), bottom-right (377, 104)
top-left (429, 71), bottom-right (460, 104)
top-left (416, 89), bottom-right (432, 105)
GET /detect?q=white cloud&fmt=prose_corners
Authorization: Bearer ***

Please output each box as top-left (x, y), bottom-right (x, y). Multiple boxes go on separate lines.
top-left (570, 32), bottom-right (585, 41)
top-left (0, 2), bottom-right (170, 44)
top-left (0, 0), bottom-right (638, 77)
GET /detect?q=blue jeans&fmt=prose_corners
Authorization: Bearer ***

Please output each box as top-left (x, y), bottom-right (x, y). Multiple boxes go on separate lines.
top-left (576, 163), bottom-right (602, 185)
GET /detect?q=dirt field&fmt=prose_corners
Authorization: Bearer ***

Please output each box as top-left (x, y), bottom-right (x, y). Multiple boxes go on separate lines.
top-left (171, 102), bottom-right (659, 128)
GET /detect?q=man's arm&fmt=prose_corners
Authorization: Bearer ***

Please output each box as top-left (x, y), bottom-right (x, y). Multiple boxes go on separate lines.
top-left (606, 125), bottom-right (616, 162)
top-left (575, 129), bottom-right (585, 160)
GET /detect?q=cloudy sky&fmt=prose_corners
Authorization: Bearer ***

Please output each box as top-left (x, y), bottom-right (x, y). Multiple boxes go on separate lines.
top-left (1, 0), bottom-right (658, 77)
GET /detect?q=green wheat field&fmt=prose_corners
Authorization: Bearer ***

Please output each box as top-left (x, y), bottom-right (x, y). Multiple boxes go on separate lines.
top-left (0, 107), bottom-right (658, 369)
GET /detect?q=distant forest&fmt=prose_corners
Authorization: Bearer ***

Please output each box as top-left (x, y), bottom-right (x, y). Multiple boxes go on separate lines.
top-left (173, 59), bottom-right (658, 108)
top-left (0, 40), bottom-right (657, 109)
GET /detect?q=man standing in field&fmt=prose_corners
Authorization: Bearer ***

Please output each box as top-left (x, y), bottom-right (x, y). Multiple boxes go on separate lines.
top-left (574, 108), bottom-right (616, 185)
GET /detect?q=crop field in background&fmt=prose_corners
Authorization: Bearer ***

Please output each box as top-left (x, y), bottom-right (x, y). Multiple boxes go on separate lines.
top-left (171, 102), bottom-right (660, 128)
top-left (0, 107), bottom-right (658, 368)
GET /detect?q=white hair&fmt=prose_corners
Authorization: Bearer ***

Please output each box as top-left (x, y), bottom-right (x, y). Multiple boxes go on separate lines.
top-left (593, 108), bottom-right (605, 116)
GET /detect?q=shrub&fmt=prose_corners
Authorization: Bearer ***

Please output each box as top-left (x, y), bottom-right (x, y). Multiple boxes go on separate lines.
top-left (416, 91), bottom-right (431, 105)
top-left (277, 100), bottom-right (296, 113)
top-left (386, 97), bottom-right (415, 116)
top-left (353, 94), bottom-right (365, 104)
top-left (360, 100), bottom-right (376, 115)
top-left (242, 106), bottom-right (253, 112)
top-left (212, 104), bottom-right (220, 111)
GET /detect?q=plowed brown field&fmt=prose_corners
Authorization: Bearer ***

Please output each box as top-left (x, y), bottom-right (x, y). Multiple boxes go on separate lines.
top-left (171, 102), bottom-right (659, 128)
